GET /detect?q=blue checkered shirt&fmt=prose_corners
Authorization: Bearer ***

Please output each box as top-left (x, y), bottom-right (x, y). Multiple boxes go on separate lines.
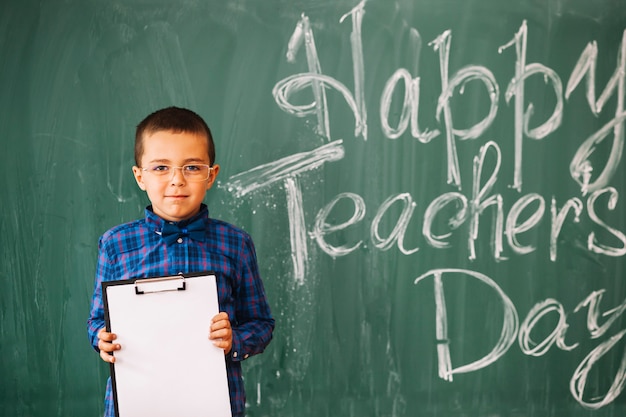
top-left (87, 204), bottom-right (274, 416)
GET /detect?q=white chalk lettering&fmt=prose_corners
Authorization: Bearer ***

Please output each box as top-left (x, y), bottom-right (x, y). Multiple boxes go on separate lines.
top-left (285, 13), bottom-right (330, 139)
top-left (370, 193), bottom-right (419, 254)
top-left (380, 68), bottom-right (440, 142)
top-left (422, 192), bottom-right (468, 249)
top-left (310, 192), bottom-right (366, 258)
top-left (432, 30), bottom-right (500, 189)
top-left (575, 289), bottom-right (626, 339)
top-left (415, 268), bottom-right (519, 381)
top-left (227, 140), bottom-right (345, 283)
top-left (518, 298), bottom-right (577, 356)
top-left (570, 329), bottom-right (626, 409)
top-left (469, 141), bottom-right (505, 260)
top-left (549, 197), bottom-right (584, 262)
top-left (505, 193), bottom-right (545, 256)
top-left (220, 4), bottom-right (626, 409)
top-left (499, 20), bottom-right (564, 192)
top-left (566, 30), bottom-right (626, 195)
top-left (587, 187), bottom-right (626, 256)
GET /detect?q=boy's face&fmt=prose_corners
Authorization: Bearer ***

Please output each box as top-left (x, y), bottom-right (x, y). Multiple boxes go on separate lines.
top-left (132, 130), bottom-right (220, 222)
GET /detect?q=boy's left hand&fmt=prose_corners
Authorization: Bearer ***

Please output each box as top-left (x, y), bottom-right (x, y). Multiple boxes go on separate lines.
top-left (210, 312), bottom-right (232, 354)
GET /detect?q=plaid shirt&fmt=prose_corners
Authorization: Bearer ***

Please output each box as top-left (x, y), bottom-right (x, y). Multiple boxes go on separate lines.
top-left (87, 204), bottom-right (274, 416)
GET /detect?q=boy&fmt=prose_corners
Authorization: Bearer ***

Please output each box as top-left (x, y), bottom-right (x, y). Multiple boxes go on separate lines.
top-left (87, 106), bottom-right (274, 417)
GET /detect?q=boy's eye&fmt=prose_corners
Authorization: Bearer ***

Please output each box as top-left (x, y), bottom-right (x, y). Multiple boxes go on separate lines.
top-left (184, 164), bottom-right (202, 172)
top-left (152, 165), bottom-right (170, 172)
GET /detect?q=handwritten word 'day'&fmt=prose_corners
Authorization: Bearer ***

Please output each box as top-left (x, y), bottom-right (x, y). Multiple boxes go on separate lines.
top-left (415, 268), bottom-right (626, 410)
top-left (272, 2), bottom-right (626, 195)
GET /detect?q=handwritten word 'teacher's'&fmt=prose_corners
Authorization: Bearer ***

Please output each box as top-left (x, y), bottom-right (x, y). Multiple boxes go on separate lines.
top-left (225, 138), bottom-right (626, 280)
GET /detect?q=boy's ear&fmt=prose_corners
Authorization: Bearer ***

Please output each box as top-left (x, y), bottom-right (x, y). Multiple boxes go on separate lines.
top-left (206, 164), bottom-right (220, 190)
top-left (132, 166), bottom-right (147, 191)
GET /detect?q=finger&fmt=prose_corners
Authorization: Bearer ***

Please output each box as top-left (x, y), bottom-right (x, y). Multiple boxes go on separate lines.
top-left (212, 339), bottom-right (232, 353)
top-left (99, 349), bottom-right (116, 363)
top-left (209, 328), bottom-right (232, 340)
top-left (98, 339), bottom-right (121, 353)
top-left (212, 312), bottom-right (229, 323)
top-left (211, 314), bottom-right (231, 328)
top-left (211, 321), bottom-right (231, 333)
top-left (98, 329), bottom-right (117, 342)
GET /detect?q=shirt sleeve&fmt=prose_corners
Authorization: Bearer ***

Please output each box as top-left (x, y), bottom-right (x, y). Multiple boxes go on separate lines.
top-left (229, 234), bottom-right (275, 362)
top-left (86, 236), bottom-right (114, 351)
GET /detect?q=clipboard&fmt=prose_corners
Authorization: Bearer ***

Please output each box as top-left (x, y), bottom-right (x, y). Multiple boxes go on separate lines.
top-left (103, 272), bottom-right (232, 417)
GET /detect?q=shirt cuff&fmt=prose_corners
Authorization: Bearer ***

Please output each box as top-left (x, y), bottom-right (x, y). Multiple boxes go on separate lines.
top-left (228, 332), bottom-right (249, 361)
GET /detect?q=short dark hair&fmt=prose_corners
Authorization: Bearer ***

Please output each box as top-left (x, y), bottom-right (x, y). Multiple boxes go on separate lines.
top-left (135, 106), bottom-right (215, 166)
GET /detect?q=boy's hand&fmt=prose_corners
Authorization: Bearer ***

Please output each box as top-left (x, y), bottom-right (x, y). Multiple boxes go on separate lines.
top-left (97, 328), bottom-right (121, 363)
top-left (209, 312), bottom-right (232, 354)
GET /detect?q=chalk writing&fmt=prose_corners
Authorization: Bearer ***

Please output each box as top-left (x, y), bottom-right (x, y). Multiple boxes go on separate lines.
top-left (227, 140), bottom-right (345, 284)
top-left (221, 2), bottom-right (626, 410)
top-left (566, 31), bottom-right (626, 195)
top-left (415, 268), bottom-right (626, 409)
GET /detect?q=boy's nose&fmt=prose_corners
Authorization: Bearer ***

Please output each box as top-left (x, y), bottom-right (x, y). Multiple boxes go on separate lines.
top-left (169, 166), bottom-right (186, 184)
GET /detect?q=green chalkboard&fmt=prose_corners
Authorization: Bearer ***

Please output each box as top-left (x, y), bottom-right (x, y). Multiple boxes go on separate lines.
top-left (2, 0), bottom-right (626, 416)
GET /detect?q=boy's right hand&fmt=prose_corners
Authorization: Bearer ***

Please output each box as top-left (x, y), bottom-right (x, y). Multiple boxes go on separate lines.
top-left (97, 328), bottom-right (121, 363)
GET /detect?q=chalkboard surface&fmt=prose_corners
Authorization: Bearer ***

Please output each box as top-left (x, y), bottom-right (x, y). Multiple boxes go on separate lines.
top-left (2, 0), bottom-right (626, 416)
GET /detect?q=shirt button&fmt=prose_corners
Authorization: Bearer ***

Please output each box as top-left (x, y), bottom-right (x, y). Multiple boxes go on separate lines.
top-left (244, 354), bottom-right (249, 359)
top-left (233, 352), bottom-right (238, 358)
top-left (177, 237), bottom-right (183, 244)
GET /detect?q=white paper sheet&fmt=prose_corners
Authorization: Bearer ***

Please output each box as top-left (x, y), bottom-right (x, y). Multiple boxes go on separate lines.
top-left (104, 273), bottom-right (232, 417)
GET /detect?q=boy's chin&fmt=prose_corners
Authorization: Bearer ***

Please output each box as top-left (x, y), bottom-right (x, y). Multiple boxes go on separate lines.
top-left (154, 205), bottom-right (200, 222)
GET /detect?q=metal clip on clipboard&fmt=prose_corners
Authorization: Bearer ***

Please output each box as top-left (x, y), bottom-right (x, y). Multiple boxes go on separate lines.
top-left (134, 275), bottom-right (186, 295)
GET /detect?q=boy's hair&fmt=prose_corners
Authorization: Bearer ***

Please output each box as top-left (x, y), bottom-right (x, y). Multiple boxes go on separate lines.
top-left (135, 106), bottom-right (216, 166)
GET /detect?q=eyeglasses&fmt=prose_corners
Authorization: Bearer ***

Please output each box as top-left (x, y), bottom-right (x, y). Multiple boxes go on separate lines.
top-left (141, 164), bottom-right (212, 182)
